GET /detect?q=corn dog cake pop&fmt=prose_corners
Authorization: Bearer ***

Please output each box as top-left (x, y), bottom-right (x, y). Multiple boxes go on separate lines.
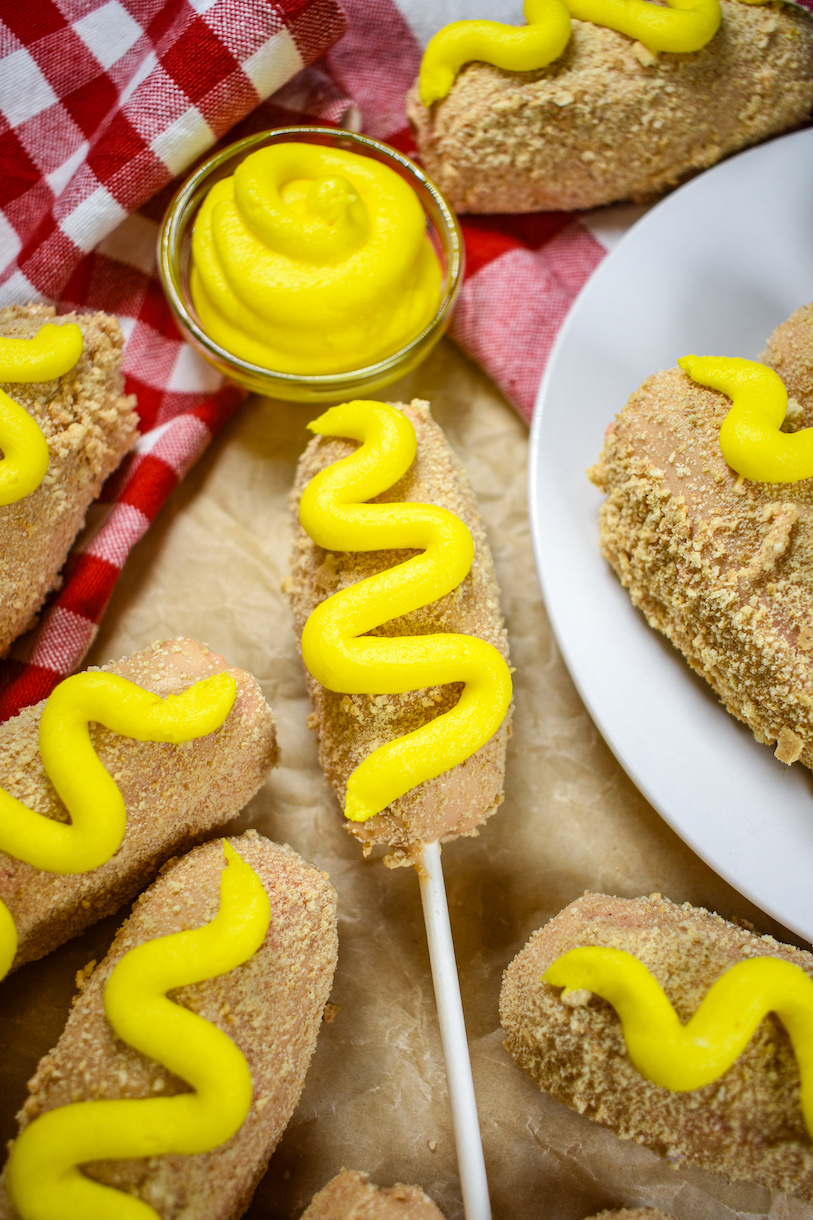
top-left (0, 637), bottom-right (278, 973)
top-left (0, 304), bottom-right (138, 657)
top-left (0, 831), bottom-right (338, 1220)
top-left (589, 307), bottom-right (813, 772)
top-left (501, 892), bottom-right (813, 1200)
top-left (406, 0), bottom-right (813, 213)
top-left (301, 1170), bottom-right (446, 1218)
top-left (287, 398), bottom-right (512, 864)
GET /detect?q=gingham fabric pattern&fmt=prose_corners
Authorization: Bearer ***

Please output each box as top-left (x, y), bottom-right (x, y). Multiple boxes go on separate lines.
top-left (1, 0), bottom-right (811, 718)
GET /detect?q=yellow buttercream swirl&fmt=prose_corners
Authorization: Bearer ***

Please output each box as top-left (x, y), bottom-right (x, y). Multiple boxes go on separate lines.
top-left (545, 946), bottom-right (813, 1133)
top-left (419, 0), bottom-right (572, 106)
top-left (298, 400), bottom-right (512, 823)
top-left (6, 840), bottom-right (270, 1220)
top-left (679, 354), bottom-right (813, 483)
top-left (0, 669), bottom-right (237, 979)
top-left (0, 322), bottom-right (83, 506)
top-left (190, 143), bottom-right (442, 375)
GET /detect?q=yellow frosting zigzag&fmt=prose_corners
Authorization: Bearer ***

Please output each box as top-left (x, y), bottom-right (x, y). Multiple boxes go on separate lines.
top-left (0, 323), bottom-right (83, 506)
top-left (418, 0), bottom-right (772, 106)
top-left (6, 841), bottom-right (271, 1220)
top-left (679, 354), bottom-right (813, 483)
top-left (419, 0), bottom-right (572, 106)
top-left (562, 0), bottom-right (721, 54)
top-left (545, 946), bottom-right (813, 1134)
top-left (298, 399), bottom-right (512, 823)
top-left (0, 669), bottom-right (237, 979)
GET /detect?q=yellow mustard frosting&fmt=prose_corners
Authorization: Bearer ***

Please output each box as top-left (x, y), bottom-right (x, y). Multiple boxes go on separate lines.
top-left (0, 322), bottom-right (83, 383)
top-left (0, 669), bottom-right (237, 980)
top-left (545, 946), bottom-right (813, 1133)
top-left (562, 0), bottom-right (721, 54)
top-left (190, 143), bottom-right (442, 376)
top-left (298, 400), bottom-right (512, 823)
top-left (679, 354), bottom-right (813, 483)
top-left (0, 322), bottom-right (83, 506)
top-left (6, 840), bottom-right (270, 1220)
top-left (0, 899), bottom-right (17, 982)
top-left (419, 0), bottom-right (572, 106)
top-left (418, 0), bottom-right (749, 100)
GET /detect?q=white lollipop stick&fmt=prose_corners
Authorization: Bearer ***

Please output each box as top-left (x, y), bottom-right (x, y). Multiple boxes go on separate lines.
top-left (418, 840), bottom-right (492, 1220)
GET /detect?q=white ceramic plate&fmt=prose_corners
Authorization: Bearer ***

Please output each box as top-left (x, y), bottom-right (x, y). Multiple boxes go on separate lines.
top-left (529, 128), bottom-right (813, 942)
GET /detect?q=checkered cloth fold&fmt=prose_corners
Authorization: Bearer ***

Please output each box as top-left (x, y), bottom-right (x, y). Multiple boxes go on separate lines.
top-left (0, 0), bottom-right (811, 719)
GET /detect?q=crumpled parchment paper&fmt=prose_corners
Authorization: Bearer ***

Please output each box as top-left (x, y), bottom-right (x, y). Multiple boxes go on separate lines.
top-left (0, 338), bottom-right (809, 1220)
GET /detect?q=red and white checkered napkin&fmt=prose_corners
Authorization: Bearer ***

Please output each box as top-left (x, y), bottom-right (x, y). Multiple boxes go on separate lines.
top-left (0, 0), bottom-right (348, 719)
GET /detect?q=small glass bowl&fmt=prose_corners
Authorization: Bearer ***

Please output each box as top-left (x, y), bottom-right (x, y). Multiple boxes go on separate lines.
top-left (158, 126), bottom-right (464, 403)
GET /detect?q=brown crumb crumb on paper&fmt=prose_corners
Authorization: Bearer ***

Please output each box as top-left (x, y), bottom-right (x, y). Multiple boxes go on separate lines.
top-left (586, 1210), bottom-right (675, 1220)
top-left (775, 725), bottom-right (804, 764)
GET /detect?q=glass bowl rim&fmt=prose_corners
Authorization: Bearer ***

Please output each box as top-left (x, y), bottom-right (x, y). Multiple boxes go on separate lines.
top-left (158, 125), bottom-right (464, 390)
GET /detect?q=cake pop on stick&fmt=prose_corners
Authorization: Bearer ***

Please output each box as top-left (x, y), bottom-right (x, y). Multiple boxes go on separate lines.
top-left (419, 840), bottom-right (491, 1220)
top-left (288, 398), bottom-right (512, 1219)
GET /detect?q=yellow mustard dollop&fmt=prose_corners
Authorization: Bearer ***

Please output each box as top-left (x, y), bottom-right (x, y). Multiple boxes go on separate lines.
top-left (0, 670), bottom-right (237, 980)
top-left (6, 840), bottom-right (270, 1220)
top-left (298, 400), bottom-right (512, 823)
top-left (0, 322), bottom-right (83, 506)
top-left (419, 0), bottom-right (572, 106)
top-left (544, 946), bottom-right (813, 1134)
top-left (190, 143), bottom-right (442, 376)
top-left (679, 354), bottom-right (813, 483)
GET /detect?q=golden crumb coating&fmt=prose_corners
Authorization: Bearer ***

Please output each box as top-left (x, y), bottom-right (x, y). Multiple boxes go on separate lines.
top-left (0, 637), bottom-right (279, 970)
top-left (301, 1170), bottom-right (446, 1219)
top-left (0, 831), bottom-right (338, 1220)
top-left (588, 330), bottom-right (813, 771)
top-left (0, 304), bottom-right (138, 655)
top-left (500, 892), bottom-right (813, 1200)
top-left (407, 0), bottom-right (813, 213)
top-left (763, 301), bottom-right (813, 410)
top-left (287, 399), bottom-right (511, 866)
